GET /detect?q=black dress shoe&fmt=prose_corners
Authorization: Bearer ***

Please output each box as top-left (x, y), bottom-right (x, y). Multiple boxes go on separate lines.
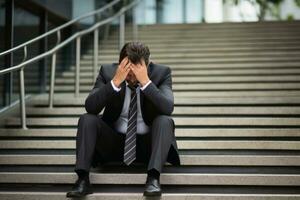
top-left (66, 178), bottom-right (93, 198)
top-left (143, 176), bottom-right (162, 196)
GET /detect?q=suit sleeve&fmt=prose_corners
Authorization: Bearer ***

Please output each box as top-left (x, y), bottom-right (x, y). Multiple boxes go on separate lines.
top-left (141, 67), bottom-right (174, 115)
top-left (84, 66), bottom-right (117, 115)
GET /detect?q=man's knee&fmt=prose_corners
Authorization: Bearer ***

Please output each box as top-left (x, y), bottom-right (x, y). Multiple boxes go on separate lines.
top-left (78, 113), bottom-right (100, 126)
top-left (152, 115), bottom-right (174, 128)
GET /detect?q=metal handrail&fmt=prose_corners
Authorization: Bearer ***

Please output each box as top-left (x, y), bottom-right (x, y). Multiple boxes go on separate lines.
top-left (0, 0), bottom-right (140, 129)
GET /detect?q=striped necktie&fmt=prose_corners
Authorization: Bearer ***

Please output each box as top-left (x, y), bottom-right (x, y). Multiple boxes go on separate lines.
top-left (123, 85), bottom-right (138, 165)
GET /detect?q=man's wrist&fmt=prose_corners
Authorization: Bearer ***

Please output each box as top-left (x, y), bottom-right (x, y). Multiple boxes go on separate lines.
top-left (111, 80), bottom-right (121, 92)
top-left (140, 80), bottom-right (152, 91)
top-left (140, 78), bottom-right (150, 87)
top-left (112, 78), bottom-right (121, 88)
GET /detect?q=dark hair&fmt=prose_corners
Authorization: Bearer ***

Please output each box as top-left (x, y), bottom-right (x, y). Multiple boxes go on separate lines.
top-left (119, 42), bottom-right (150, 66)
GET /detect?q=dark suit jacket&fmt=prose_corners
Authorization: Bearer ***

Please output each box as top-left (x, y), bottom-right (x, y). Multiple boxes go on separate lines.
top-left (85, 61), bottom-right (180, 166)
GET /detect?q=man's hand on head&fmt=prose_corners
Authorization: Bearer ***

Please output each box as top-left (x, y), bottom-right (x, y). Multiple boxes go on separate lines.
top-left (130, 59), bottom-right (150, 87)
top-left (112, 57), bottom-right (131, 88)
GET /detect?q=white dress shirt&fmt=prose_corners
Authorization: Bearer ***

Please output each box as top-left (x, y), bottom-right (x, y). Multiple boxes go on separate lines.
top-left (110, 80), bottom-right (152, 134)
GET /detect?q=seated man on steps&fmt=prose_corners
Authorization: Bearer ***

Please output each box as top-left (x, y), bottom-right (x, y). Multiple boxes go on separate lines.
top-left (66, 42), bottom-right (181, 197)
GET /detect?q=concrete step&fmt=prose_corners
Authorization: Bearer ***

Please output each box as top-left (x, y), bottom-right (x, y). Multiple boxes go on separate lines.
top-left (124, 24), bottom-right (300, 31)
top-left (12, 75), bottom-right (300, 86)
top-left (1, 128), bottom-right (300, 138)
top-left (123, 30), bottom-right (300, 36)
top-left (123, 29), bottom-right (300, 35)
top-left (77, 56), bottom-right (300, 64)
top-left (30, 94), bottom-right (300, 105)
top-left (92, 46), bottom-right (300, 54)
top-left (6, 86), bottom-right (300, 97)
top-left (81, 51), bottom-right (300, 59)
top-left (76, 58), bottom-right (300, 65)
top-left (136, 22), bottom-right (300, 27)
top-left (98, 45), bottom-right (300, 52)
top-left (20, 82), bottom-right (300, 90)
top-left (97, 44), bottom-right (300, 51)
top-left (171, 91), bottom-right (300, 97)
top-left (123, 25), bottom-right (300, 31)
top-left (0, 128), bottom-right (300, 139)
top-left (19, 65), bottom-right (300, 79)
top-left (52, 75), bottom-right (300, 84)
top-left (71, 62), bottom-right (300, 70)
top-left (89, 47), bottom-right (300, 55)
top-left (36, 91), bottom-right (300, 97)
top-left (49, 51), bottom-right (300, 63)
top-left (105, 37), bottom-right (300, 43)
top-left (132, 22), bottom-right (300, 28)
top-left (3, 154), bottom-right (300, 166)
top-left (5, 117), bottom-right (300, 127)
top-left (1, 139), bottom-right (300, 150)
top-left (122, 31), bottom-right (300, 36)
top-left (24, 106), bottom-right (300, 116)
top-left (34, 76), bottom-right (300, 84)
top-left (8, 85), bottom-right (299, 97)
top-left (0, 172), bottom-right (299, 186)
top-left (20, 62), bottom-right (300, 73)
top-left (44, 83), bottom-right (300, 91)
top-left (61, 69), bottom-right (300, 77)
top-left (1, 192), bottom-right (300, 200)
top-left (98, 40), bottom-right (300, 48)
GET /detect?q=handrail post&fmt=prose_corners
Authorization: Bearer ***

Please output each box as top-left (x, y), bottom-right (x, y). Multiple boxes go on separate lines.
top-left (75, 36), bottom-right (81, 97)
top-left (19, 68), bottom-right (27, 129)
top-left (93, 29), bottom-right (99, 81)
top-left (119, 13), bottom-right (125, 50)
top-left (49, 53), bottom-right (57, 108)
top-left (132, 5), bottom-right (138, 41)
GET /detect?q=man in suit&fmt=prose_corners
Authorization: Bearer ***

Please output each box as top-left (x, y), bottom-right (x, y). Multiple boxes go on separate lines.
top-left (66, 42), bottom-right (180, 197)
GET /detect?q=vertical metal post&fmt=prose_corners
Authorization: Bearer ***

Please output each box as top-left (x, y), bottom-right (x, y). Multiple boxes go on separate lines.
top-left (156, 0), bottom-right (163, 24)
top-left (19, 68), bottom-right (27, 129)
top-left (182, 0), bottom-right (187, 23)
top-left (202, 0), bottom-right (206, 22)
top-left (3, 0), bottom-right (14, 106)
top-left (75, 36), bottom-right (81, 97)
top-left (39, 11), bottom-right (48, 93)
top-left (93, 29), bottom-right (99, 81)
top-left (132, 6), bottom-right (138, 41)
top-left (119, 13), bottom-right (125, 51)
top-left (49, 53), bottom-right (56, 108)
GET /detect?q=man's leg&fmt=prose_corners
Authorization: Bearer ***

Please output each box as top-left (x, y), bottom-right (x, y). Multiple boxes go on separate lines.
top-left (68, 113), bottom-right (124, 197)
top-left (147, 115), bottom-right (175, 174)
top-left (75, 113), bottom-right (124, 174)
top-left (143, 115), bottom-right (176, 196)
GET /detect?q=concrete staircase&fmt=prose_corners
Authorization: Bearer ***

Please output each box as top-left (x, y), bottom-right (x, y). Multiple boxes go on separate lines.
top-left (1, 21), bottom-right (300, 199)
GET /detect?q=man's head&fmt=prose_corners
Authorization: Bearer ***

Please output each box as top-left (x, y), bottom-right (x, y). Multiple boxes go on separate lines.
top-left (119, 42), bottom-right (150, 86)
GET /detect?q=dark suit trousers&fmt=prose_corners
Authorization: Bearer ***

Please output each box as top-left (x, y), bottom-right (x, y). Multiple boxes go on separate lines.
top-left (74, 113), bottom-right (177, 174)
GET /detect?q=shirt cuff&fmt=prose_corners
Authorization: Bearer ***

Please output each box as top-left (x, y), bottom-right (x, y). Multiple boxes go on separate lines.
top-left (140, 80), bottom-right (152, 91)
top-left (110, 80), bottom-right (121, 92)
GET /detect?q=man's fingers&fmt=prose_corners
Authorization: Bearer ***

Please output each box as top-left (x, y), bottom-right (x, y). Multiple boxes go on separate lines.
top-left (131, 63), bottom-right (139, 69)
top-left (125, 65), bottom-right (131, 71)
top-left (130, 65), bottom-right (138, 74)
top-left (126, 61), bottom-right (131, 67)
top-left (120, 57), bottom-right (129, 68)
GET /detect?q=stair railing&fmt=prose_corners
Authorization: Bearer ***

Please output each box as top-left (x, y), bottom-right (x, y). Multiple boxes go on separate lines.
top-left (0, 0), bottom-right (140, 129)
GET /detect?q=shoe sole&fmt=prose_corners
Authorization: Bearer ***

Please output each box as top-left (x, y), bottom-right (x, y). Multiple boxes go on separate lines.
top-left (143, 191), bottom-right (162, 197)
top-left (66, 191), bottom-right (93, 198)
